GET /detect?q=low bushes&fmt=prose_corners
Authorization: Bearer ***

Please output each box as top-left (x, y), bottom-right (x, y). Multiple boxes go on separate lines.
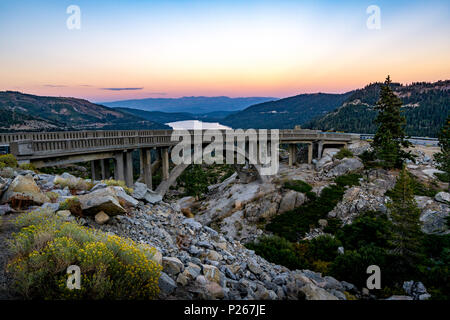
top-left (335, 211), bottom-right (392, 250)
top-left (334, 173), bottom-right (361, 188)
top-left (7, 208), bottom-right (162, 299)
top-left (55, 176), bottom-right (94, 193)
top-left (19, 163), bottom-right (36, 171)
top-left (246, 236), bottom-right (308, 270)
top-left (283, 180), bottom-right (312, 193)
top-left (334, 148), bottom-right (354, 160)
top-left (58, 197), bottom-right (82, 216)
top-left (0, 154), bottom-right (18, 168)
top-left (102, 179), bottom-right (133, 195)
top-left (267, 174), bottom-right (361, 241)
top-left (0, 154), bottom-right (36, 171)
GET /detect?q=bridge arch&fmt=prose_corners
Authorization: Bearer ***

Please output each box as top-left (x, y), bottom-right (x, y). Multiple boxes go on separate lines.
top-left (155, 143), bottom-right (271, 197)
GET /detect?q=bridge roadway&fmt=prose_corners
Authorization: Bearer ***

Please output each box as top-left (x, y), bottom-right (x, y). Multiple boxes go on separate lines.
top-left (0, 129), bottom-right (359, 192)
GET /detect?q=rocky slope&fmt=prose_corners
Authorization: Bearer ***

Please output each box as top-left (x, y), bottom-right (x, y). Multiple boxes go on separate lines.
top-left (0, 170), bottom-right (358, 300)
top-left (0, 142), bottom-right (448, 300)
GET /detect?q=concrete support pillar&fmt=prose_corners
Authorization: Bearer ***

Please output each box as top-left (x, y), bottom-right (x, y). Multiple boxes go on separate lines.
top-left (317, 141), bottom-right (324, 160)
top-left (139, 149), bottom-right (145, 179)
top-left (100, 159), bottom-right (109, 180)
top-left (307, 143), bottom-right (313, 164)
top-left (288, 144), bottom-right (296, 166)
top-left (142, 148), bottom-right (152, 189)
top-left (124, 150), bottom-right (134, 187)
top-left (114, 152), bottom-right (125, 182)
top-left (91, 160), bottom-right (101, 181)
top-left (161, 147), bottom-right (169, 181)
top-left (103, 159), bottom-right (111, 179)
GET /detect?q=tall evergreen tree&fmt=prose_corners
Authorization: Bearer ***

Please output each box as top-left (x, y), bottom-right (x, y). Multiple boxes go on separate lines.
top-left (388, 166), bottom-right (423, 265)
top-left (434, 115), bottom-right (450, 186)
top-left (372, 76), bottom-right (412, 168)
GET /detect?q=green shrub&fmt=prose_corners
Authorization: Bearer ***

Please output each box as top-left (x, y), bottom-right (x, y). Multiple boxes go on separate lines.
top-left (58, 197), bottom-right (82, 216)
top-left (434, 172), bottom-right (450, 183)
top-left (359, 150), bottom-right (377, 169)
top-left (102, 179), bottom-right (133, 195)
top-left (334, 173), bottom-right (362, 188)
top-left (311, 260), bottom-right (331, 274)
top-left (46, 192), bottom-right (60, 203)
top-left (19, 163), bottom-right (36, 171)
top-left (283, 180), bottom-right (313, 193)
top-left (323, 218), bottom-right (342, 234)
top-left (178, 165), bottom-right (209, 199)
top-left (335, 211), bottom-right (392, 251)
top-left (246, 236), bottom-right (308, 270)
top-left (0, 154), bottom-right (18, 168)
top-left (334, 148), bottom-right (354, 160)
top-left (306, 235), bottom-right (342, 262)
top-left (330, 244), bottom-right (389, 288)
top-left (7, 208), bottom-right (162, 299)
top-left (267, 184), bottom-right (346, 241)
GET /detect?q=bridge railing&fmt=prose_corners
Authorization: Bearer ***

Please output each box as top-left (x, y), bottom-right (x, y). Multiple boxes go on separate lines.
top-left (4, 129), bottom-right (358, 158)
top-left (0, 130), bottom-right (175, 145)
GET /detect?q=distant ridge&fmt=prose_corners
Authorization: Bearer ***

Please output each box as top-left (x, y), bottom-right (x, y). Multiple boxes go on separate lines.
top-left (0, 91), bottom-right (169, 132)
top-left (304, 80), bottom-right (450, 137)
top-left (221, 92), bottom-right (353, 129)
top-left (102, 96), bottom-right (277, 114)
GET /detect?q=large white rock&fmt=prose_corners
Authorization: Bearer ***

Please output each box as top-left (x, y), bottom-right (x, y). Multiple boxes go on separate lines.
top-left (132, 182), bottom-right (148, 200)
top-left (144, 190), bottom-right (163, 204)
top-left (95, 211), bottom-right (110, 224)
top-left (420, 209), bottom-right (450, 235)
top-left (435, 192), bottom-right (450, 204)
top-left (322, 148), bottom-right (340, 158)
top-left (422, 168), bottom-right (444, 179)
top-left (278, 190), bottom-right (299, 213)
top-left (1, 174), bottom-right (49, 206)
top-left (315, 155), bottom-right (333, 171)
top-left (162, 257), bottom-right (184, 276)
top-left (300, 283), bottom-right (339, 300)
top-left (78, 188), bottom-right (126, 216)
top-left (326, 157), bottom-right (364, 177)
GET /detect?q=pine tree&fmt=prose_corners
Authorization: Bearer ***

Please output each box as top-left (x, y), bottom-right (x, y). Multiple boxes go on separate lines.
top-left (372, 76), bottom-right (412, 168)
top-left (434, 115), bottom-right (450, 186)
top-left (388, 166), bottom-right (423, 265)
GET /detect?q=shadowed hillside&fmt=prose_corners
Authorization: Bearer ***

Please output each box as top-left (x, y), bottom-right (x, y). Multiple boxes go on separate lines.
top-left (0, 91), bottom-right (170, 132)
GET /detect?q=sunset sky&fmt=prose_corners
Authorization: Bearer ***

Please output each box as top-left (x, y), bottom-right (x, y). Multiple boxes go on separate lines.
top-left (0, 0), bottom-right (449, 102)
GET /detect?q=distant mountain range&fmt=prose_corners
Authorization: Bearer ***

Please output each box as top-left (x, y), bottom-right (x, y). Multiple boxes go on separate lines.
top-left (102, 96), bottom-right (277, 114)
top-left (116, 108), bottom-right (237, 124)
top-left (1, 80), bottom-right (448, 137)
top-left (0, 91), bottom-right (169, 132)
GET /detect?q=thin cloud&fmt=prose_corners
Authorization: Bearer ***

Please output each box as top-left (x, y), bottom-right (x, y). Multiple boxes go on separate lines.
top-left (101, 87), bottom-right (144, 91)
top-left (43, 84), bottom-right (67, 88)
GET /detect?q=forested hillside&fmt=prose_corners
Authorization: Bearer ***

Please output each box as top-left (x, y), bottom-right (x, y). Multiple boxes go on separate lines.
top-left (0, 91), bottom-right (169, 132)
top-left (221, 93), bottom-right (353, 129)
top-left (305, 81), bottom-right (450, 137)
